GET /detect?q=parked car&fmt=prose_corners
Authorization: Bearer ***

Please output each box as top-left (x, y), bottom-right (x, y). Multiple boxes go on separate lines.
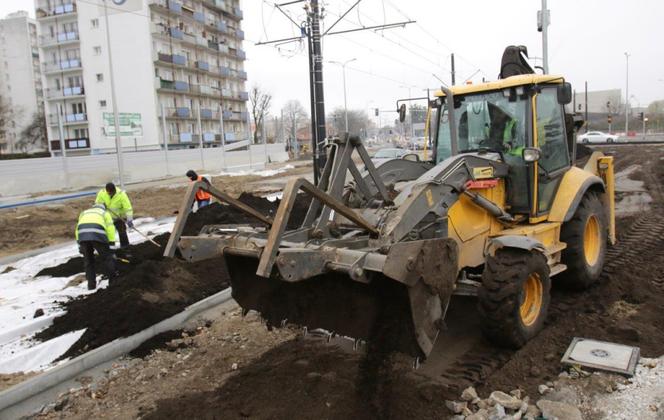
top-left (577, 131), bottom-right (619, 144)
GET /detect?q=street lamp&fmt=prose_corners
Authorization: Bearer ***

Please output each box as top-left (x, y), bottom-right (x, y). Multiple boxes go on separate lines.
top-left (624, 52), bottom-right (630, 135)
top-left (329, 58), bottom-right (357, 133)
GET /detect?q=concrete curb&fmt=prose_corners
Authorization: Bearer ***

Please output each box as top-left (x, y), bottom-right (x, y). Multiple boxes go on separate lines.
top-left (0, 287), bottom-right (233, 419)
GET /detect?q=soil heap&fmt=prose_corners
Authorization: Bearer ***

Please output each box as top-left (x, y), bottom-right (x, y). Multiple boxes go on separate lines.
top-left (35, 193), bottom-right (311, 359)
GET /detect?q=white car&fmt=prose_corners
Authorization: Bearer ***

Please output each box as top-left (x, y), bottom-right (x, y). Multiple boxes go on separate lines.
top-left (577, 131), bottom-right (618, 144)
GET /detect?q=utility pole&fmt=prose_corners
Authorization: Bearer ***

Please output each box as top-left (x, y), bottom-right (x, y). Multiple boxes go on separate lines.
top-left (257, 0), bottom-right (414, 184)
top-left (330, 58), bottom-right (356, 133)
top-left (102, 0), bottom-right (125, 188)
top-left (308, 0), bottom-right (327, 184)
top-left (450, 53), bottom-right (456, 85)
top-left (624, 52), bottom-right (630, 135)
top-left (585, 81), bottom-right (589, 133)
top-left (538, 0), bottom-right (550, 74)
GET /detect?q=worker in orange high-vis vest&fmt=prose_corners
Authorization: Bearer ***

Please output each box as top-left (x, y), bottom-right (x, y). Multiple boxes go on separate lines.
top-left (186, 170), bottom-right (212, 208)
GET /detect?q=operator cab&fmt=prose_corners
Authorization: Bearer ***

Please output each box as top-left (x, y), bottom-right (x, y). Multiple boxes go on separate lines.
top-left (433, 75), bottom-right (573, 219)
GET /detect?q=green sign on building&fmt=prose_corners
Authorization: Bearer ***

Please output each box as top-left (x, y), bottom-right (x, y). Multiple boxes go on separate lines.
top-left (103, 112), bottom-right (143, 137)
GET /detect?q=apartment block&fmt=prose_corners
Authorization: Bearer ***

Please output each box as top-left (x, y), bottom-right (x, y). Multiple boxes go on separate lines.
top-left (35, 0), bottom-right (248, 156)
top-left (0, 11), bottom-right (44, 153)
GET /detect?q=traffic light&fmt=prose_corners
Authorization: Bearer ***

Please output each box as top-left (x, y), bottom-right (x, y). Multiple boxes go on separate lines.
top-left (607, 115), bottom-right (612, 124)
top-left (639, 112), bottom-right (645, 121)
top-left (375, 108), bottom-right (379, 117)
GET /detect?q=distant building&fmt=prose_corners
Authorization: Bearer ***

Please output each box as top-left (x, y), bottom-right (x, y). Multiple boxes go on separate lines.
top-left (573, 89), bottom-right (622, 115)
top-left (0, 11), bottom-right (44, 153)
top-left (35, 0), bottom-right (248, 156)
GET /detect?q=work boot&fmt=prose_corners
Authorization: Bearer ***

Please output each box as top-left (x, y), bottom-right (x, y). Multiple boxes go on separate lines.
top-left (87, 280), bottom-right (96, 291)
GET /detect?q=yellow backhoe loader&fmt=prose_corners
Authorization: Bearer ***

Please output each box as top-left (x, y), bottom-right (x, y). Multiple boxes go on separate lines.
top-left (165, 46), bottom-right (615, 357)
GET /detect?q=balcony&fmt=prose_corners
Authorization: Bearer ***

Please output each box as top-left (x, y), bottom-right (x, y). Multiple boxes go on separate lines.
top-left (215, 21), bottom-right (227, 33)
top-left (219, 66), bottom-right (230, 77)
top-left (180, 132), bottom-right (193, 142)
top-left (222, 110), bottom-right (233, 120)
top-left (173, 54), bottom-right (186, 65)
top-left (233, 7), bottom-right (243, 20)
top-left (196, 61), bottom-right (209, 71)
top-left (175, 81), bottom-right (189, 91)
top-left (40, 32), bottom-right (79, 47)
top-left (156, 52), bottom-right (173, 63)
top-left (37, 2), bottom-right (77, 19)
top-left (200, 108), bottom-right (214, 119)
top-left (238, 91), bottom-right (249, 101)
top-left (238, 70), bottom-right (247, 80)
top-left (235, 29), bottom-right (244, 40)
top-left (50, 137), bottom-right (90, 151)
top-left (176, 107), bottom-right (191, 118)
top-left (236, 49), bottom-right (246, 60)
top-left (43, 59), bottom-right (82, 73)
top-left (169, 27), bottom-right (184, 40)
top-left (66, 113), bottom-right (87, 123)
top-left (168, 0), bottom-right (182, 13)
top-left (45, 86), bottom-right (85, 99)
top-left (194, 11), bottom-right (205, 22)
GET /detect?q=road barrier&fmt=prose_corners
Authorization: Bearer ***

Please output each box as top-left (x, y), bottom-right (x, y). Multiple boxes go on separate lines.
top-left (0, 144), bottom-right (288, 197)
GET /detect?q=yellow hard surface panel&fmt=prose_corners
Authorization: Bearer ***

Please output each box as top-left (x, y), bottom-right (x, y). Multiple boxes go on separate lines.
top-left (547, 166), bottom-right (600, 223)
top-left (435, 74), bottom-right (564, 97)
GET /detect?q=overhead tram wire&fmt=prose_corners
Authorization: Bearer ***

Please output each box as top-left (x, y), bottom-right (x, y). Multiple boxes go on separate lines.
top-left (327, 4), bottom-right (451, 75)
top-left (383, 0), bottom-right (487, 78)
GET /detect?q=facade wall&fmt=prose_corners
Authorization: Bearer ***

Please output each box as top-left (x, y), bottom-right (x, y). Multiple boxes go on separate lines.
top-left (573, 89), bottom-right (623, 115)
top-left (36, 0), bottom-right (248, 156)
top-left (0, 12), bottom-right (43, 153)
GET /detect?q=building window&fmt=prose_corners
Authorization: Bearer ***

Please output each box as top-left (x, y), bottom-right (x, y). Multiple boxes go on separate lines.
top-left (91, 19), bottom-right (99, 28)
top-left (99, 100), bottom-right (107, 108)
top-left (96, 73), bottom-right (104, 82)
top-left (93, 46), bottom-right (102, 55)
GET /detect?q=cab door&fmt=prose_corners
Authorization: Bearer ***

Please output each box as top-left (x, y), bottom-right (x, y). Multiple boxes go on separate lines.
top-left (532, 87), bottom-right (571, 217)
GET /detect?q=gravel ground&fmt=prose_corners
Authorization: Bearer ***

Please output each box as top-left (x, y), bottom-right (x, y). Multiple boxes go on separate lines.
top-left (591, 356), bottom-right (664, 419)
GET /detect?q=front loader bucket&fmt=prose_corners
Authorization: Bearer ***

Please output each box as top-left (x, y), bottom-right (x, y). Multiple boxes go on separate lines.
top-left (225, 254), bottom-right (423, 357)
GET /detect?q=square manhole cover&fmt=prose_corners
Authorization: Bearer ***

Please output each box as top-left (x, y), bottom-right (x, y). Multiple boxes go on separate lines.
top-left (561, 337), bottom-right (640, 376)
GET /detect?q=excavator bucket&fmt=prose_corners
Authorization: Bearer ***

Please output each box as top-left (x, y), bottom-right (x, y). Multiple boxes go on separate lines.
top-left (165, 136), bottom-right (478, 357)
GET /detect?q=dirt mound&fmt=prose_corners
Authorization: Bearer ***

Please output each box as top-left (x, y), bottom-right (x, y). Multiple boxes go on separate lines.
top-left (34, 193), bottom-right (312, 358)
top-left (35, 258), bottom-right (227, 359)
top-left (145, 339), bottom-right (450, 420)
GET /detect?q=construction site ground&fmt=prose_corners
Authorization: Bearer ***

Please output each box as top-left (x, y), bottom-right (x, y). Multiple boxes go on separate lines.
top-left (0, 162), bottom-right (313, 260)
top-left (5, 144), bottom-right (664, 419)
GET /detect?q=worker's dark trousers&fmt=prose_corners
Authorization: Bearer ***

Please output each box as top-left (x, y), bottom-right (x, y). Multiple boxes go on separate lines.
top-left (113, 219), bottom-right (129, 248)
top-left (80, 241), bottom-right (116, 289)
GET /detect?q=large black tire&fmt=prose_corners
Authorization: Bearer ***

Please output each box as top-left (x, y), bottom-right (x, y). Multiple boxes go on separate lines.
top-left (557, 192), bottom-right (607, 290)
top-left (478, 249), bottom-right (551, 348)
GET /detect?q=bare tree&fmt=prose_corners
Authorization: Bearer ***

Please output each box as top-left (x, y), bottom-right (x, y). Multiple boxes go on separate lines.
top-left (0, 95), bottom-right (13, 155)
top-left (328, 107), bottom-right (370, 137)
top-left (282, 100), bottom-right (308, 142)
top-left (249, 85), bottom-right (272, 144)
top-left (18, 111), bottom-right (48, 153)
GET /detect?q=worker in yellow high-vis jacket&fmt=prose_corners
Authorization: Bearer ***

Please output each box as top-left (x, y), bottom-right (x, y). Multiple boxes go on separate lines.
top-left (76, 203), bottom-right (118, 290)
top-left (95, 182), bottom-right (134, 250)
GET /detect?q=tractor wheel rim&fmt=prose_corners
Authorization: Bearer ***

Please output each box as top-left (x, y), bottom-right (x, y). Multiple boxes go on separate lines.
top-left (520, 273), bottom-right (543, 327)
top-left (584, 215), bottom-right (601, 266)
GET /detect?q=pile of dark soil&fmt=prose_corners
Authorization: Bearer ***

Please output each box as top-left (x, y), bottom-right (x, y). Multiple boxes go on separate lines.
top-left (35, 193), bottom-right (312, 359)
top-left (35, 258), bottom-right (227, 359)
top-left (145, 339), bottom-right (450, 420)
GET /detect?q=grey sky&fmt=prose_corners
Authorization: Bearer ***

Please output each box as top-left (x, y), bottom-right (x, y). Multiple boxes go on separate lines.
top-left (4, 0), bottom-right (663, 121)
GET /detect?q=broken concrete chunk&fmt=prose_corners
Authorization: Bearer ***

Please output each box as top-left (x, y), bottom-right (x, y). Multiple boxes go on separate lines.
top-left (538, 384), bottom-right (550, 395)
top-left (489, 390), bottom-right (522, 410)
top-left (461, 386), bottom-right (479, 401)
top-left (536, 399), bottom-right (583, 420)
top-left (466, 408), bottom-right (489, 420)
top-left (445, 400), bottom-right (467, 414)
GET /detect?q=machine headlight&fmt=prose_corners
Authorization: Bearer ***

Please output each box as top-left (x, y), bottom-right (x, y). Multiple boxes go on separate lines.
top-left (522, 147), bottom-right (542, 163)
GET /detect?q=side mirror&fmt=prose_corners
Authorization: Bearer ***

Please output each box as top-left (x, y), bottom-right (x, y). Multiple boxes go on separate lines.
top-left (398, 104), bottom-right (407, 123)
top-left (557, 82), bottom-right (572, 105)
top-left (522, 147), bottom-right (541, 163)
top-left (403, 153), bottom-right (420, 162)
